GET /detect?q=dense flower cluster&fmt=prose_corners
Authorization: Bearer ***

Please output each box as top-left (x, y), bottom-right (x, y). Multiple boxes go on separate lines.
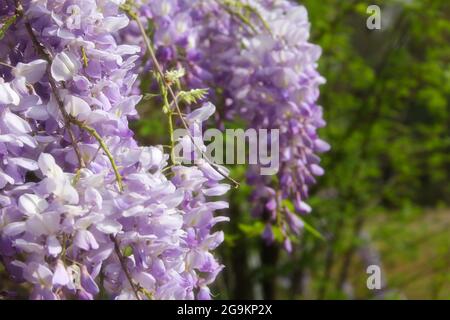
top-left (0, 0), bottom-right (326, 299)
top-left (127, 0), bottom-right (328, 250)
top-left (201, 0), bottom-right (329, 249)
top-left (0, 0), bottom-right (228, 299)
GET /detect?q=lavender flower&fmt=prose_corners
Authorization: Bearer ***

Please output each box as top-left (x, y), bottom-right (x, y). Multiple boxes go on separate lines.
top-left (126, 0), bottom-right (328, 248)
top-left (198, 0), bottom-right (329, 249)
top-left (0, 0), bottom-right (229, 300)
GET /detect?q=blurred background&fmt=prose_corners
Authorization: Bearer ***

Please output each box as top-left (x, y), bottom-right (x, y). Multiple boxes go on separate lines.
top-left (132, 0), bottom-right (449, 300)
top-left (201, 0), bottom-right (449, 300)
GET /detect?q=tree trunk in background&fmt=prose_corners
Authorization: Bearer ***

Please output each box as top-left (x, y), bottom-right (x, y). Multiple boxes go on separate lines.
top-left (227, 192), bottom-right (253, 299)
top-left (259, 207), bottom-right (280, 300)
top-left (230, 237), bottom-right (253, 299)
top-left (337, 215), bottom-right (366, 291)
top-left (260, 240), bottom-right (280, 300)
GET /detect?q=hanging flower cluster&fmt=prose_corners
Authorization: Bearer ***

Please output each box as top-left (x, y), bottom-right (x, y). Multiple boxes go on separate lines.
top-left (0, 0), bottom-right (327, 299)
top-left (200, 0), bottom-right (329, 250)
top-left (125, 0), bottom-right (328, 250)
top-left (0, 0), bottom-right (228, 300)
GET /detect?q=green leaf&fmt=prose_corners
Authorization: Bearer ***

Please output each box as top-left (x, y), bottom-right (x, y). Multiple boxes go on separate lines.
top-left (271, 225), bottom-right (284, 243)
top-left (282, 199), bottom-right (295, 212)
top-left (300, 217), bottom-right (325, 241)
top-left (177, 88), bottom-right (209, 105)
top-left (238, 221), bottom-right (265, 237)
top-left (143, 93), bottom-right (161, 101)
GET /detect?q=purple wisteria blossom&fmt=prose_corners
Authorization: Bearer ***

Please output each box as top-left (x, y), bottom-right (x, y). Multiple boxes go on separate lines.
top-left (126, 0), bottom-right (328, 249)
top-left (208, 1), bottom-right (329, 249)
top-left (0, 0), bottom-right (228, 300)
top-left (0, 0), bottom-right (327, 300)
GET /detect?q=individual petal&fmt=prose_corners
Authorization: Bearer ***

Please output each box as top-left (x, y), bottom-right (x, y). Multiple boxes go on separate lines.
top-left (52, 260), bottom-right (69, 286)
top-left (84, 187), bottom-right (103, 209)
top-left (310, 164), bottom-right (324, 176)
top-left (26, 105), bottom-right (50, 121)
top-left (159, 189), bottom-right (184, 208)
top-left (296, 200), bottom-right (312, 214)
top-left (13, 59), bottom-right (48, 84)
top-left (205, 201), bottom-right (229, 211)
top-left (3, 222), bottom-right (26, 237)
top-left (64, 95), bottom-right (91, 119)
top-left (157, 214), bottom-right (183, 230)
top-left (80, 265), bottom-right (99, 295)
top-left (3, 111), bottom-right (32, 133)
top-left (122, 205), bottom-right (145, 218)
top-left (133, 272), bottom-right (155, 291)
top-left (197, 286), bottom-right (211, 300)
top-left (314, 139), bottom-right (331, 153)
top-left (202, 184), bottom-right (230, 196)
top-left (58, 180), bottom-right (80, 204)
top-left (100, 15), bottom-right (129, 32)
top-left (0, 170), bottom-right (14, 188)
top-left (197, 160), bottom-right (227, 181)
top-left (283, 238), bottom-right (293, 253)
top-left (51, 51), bottom-right (81, 82)
top-left (0, 82), bottom-right (20, 105)
top-left (18, 193), bottom-right (48, 215)
top-left (8, 157), bottom-right (39, 171)
top-left (14, 239), bottom-right (44, 253)
top-left (26, 215), bottom-right (48, 236)
top-left (38, 153), bottom-right (59, 177)
top-left (186, 102), bottom-right (216, 123)
top-left (47, 235), bottom-right (62, 257)
top-left (285, 211), bottom-right (304, 235)
top-left (33, 263), bottom-right (54, 286)
top-left (74, 230), bottom-right (99, 251)
top-left (95, 219), bottom-right (122, 234)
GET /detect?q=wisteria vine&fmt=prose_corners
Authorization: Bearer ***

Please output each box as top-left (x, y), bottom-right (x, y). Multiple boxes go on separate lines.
top-left (0, 0), bottom-right (327, 299)
top-left (123, 0), bottom-right (328, 250)
top-left (0, 0), bottom-right (230, 300)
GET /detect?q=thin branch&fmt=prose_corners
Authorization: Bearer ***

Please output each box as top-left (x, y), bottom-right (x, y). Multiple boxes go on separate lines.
top-left (71, 118), bottom-right (124, 192)
top-left (218, 0), bottom-right (272, 36)
top-left (218, 1), bottom-right (257, 34)
top-left (122, 4), bottom-right (239, 188)
top-left (167, 111), bottom-right (176, 165)
top-left (15, 0), bottom-right (138, 300)
top-left (16, 1), bottom-right (125, 192)
top-left (0, 61), bottom-right (15, 69)
top-left (15, 1), bottom-right (85, 169)
top-left (110, 235), bottom-right (141, 300)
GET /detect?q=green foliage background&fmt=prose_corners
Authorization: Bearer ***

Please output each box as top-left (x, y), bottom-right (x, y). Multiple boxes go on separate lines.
top-left (132, 0), bottom-right (450, 300)
top-left (206, 0), bottom-right (450, 299)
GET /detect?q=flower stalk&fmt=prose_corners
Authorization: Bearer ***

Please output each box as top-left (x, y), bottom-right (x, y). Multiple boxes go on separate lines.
top-left (121, 3), bottom-right (240, 188)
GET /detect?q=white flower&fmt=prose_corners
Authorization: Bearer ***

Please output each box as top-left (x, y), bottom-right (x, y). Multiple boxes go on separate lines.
top-left (38, 153), bottom-right (79, 204)
top-left (13, 59), bottom-right (48, 84)
top-left (51, 51), bottom-right (81, 82)
top-left (0, 81), bottom-right (20, 105)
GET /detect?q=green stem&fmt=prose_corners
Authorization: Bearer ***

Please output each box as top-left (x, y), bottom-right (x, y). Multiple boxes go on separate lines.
top-left (167, 111), bottom-right (176, 165)
top-left (121, 4), bottom-right (240, 188)
top-left (110, 235), bottom-right (141, 300)
top-left (71, 119), bottom-right (124, 192)
top-left (220, 2), bottom-right (257, 34)
top-left (218, 0), bottom-right (272, 36)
